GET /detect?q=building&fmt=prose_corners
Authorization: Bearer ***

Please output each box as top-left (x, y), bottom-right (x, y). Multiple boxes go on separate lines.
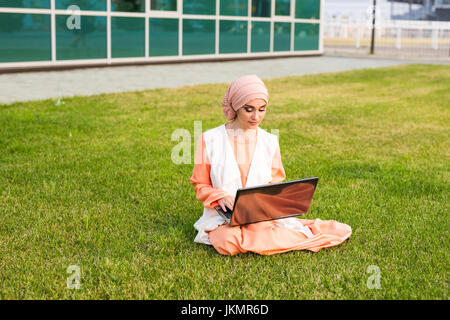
top-left (388, 0), bottom-right (450, 21)
top-left (0, 0), bottom-right (323, 72)
top-left (324, 0), bottom-right (393, 22)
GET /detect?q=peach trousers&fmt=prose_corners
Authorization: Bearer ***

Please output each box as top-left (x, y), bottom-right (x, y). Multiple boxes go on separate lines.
top-left (209, 218), bottom-right (352, 256)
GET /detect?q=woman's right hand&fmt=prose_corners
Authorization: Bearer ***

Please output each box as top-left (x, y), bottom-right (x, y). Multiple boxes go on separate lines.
top-left (218, 194), bottom-right (235, 212)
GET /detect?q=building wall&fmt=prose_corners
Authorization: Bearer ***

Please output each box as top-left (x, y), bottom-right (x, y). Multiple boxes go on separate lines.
top-left (0, 0), bottom-right (323, 71)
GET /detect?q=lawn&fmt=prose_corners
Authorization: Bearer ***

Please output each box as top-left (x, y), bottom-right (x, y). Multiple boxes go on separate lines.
top-left (0, 64), bottom-right (448, 299)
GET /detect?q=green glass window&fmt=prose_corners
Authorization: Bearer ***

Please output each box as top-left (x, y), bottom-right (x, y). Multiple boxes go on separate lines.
top-left (0, 0), bottom-right (50, 8)
top-left (251, 0), bottom-right (270, 17)
top-left (182, 19), bottom-right (215, 55)
top-left (0, 13), bottom-right (51, 62)
top-left (149, 18), bottom-right (179, 57)
top-left (111, 0), bottom-right (145, 12)
top-left (55, 15), bottom-right (106, 60)
top-left (219, 20), bottom-right (247, 54)
top-left (220, 0), bottom-right (248, 16)
top-left (295, 0), bottom-right (320, 20)
top-left (55, 0), bottom-right (106, 11)
top-left (151, 0), bottom-right (177, 11)
top-left (294, 23), bottom-right (319, 51)
top-left (275, 0), bottom-right (290, 16)
top-left (273, 22), bottom-right (291, 51)
top-left (183, 0), bottom-right (215, 15)
top-left (111, 17), bottom-right (145, 58)
top-left (250, 21), bottom-right (270, 53)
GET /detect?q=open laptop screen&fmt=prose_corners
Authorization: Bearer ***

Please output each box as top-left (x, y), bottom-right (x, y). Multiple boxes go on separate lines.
top-left (230, 178), bottom-right (318, 226)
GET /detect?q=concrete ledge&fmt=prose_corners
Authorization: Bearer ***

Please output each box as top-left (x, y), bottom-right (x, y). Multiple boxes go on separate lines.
top-left (0, 53), bottom-right (323, 75)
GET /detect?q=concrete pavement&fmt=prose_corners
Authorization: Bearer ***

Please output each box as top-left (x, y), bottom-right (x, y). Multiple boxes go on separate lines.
top-left (0, 53), bottom-right (447, 105)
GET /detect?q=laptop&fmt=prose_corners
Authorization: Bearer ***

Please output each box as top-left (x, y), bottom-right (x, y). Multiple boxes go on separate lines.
top-left (214, 177), bottom-right (318, 227)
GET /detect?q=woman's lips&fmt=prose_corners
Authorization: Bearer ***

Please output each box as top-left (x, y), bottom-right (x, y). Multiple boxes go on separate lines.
top-left (249, 121), bottom-right (258, 125)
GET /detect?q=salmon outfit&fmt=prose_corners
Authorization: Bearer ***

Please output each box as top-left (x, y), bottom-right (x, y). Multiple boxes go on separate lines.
top-left (189, 124), bottom-right (352, 256)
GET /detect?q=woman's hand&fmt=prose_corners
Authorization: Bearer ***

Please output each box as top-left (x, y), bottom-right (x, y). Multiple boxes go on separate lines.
top-left (218, 194), bottom-right (235, 212)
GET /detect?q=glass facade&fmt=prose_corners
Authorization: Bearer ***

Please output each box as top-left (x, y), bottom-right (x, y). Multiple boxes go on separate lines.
top-left (149, 18), bottom-right (179, 56)
top-left (251, 21), bottom-right (270, 53)
top-left (183, 19), bottom-right (215, 55)
top-left (0, 0), bottom-right (50, 8)
top-left (183, 0), bottom-right (215, 15)
top-left (111, 17), bottom-right (145, 58)
top-left (111, 0), bottom-right (145, 12)
top-left (55, 15), bottom-right (107, 60)
top-left (252, 0), bottom-right (271, 17)
top-left (294, 22), bottom-right (319, 51)
top-left (219, 20), bottom-right (247, 54)
top-left (275, 0), bottom-right (291, 16)
top-left (273, 22), bottom-right (291, 52)
top-left (295, 0), bottom-right (320, 20)
top-left (151, 0), bottom-right (177, 11)
top-left (220, 0), bottom-right (248, 16)
top-left (0, 13), bottom-right (51, 62)
top-left (0, 0), bottom-right (322, 66)
top-left (55, 0), bottom-right (107, 11)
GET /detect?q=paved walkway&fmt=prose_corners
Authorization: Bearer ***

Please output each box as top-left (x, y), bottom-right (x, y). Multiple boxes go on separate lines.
top-left (0, 54), bottom-right (447, 105)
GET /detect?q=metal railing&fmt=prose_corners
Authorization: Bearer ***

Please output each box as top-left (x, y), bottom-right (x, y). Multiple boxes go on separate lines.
top-left (324, 18), bottom-right (450, 58)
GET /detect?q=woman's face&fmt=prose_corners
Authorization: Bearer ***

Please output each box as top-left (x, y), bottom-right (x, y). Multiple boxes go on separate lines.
top-left (235, 98), bottom-right (267, 130)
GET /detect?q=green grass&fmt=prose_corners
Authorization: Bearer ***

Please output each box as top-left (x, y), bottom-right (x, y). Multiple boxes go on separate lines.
top-left (0, 64), bottom-right (448, 299)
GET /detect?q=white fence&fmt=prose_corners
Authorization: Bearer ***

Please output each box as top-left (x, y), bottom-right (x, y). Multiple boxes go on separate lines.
top-left (324, 19), bottom-right (450, 58)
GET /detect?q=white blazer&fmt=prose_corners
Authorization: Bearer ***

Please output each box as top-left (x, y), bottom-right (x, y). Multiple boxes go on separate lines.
top-left (193, 123), bottom-right (312, 245)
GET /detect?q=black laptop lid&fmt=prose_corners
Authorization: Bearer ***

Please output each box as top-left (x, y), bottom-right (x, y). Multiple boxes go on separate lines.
top-left (229, 177), bottom-right (318, 226)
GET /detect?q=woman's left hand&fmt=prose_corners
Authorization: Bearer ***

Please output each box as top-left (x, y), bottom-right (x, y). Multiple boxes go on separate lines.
top-left (218, 194), bottom-right (235, 212)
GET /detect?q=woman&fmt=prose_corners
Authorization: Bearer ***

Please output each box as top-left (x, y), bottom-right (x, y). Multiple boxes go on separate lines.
top-left (190, 74), bottom-right (352, 256)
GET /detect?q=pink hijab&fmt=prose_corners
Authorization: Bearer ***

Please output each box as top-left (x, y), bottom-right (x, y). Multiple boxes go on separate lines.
top-left (222, 74), bottom-right (269, 121)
